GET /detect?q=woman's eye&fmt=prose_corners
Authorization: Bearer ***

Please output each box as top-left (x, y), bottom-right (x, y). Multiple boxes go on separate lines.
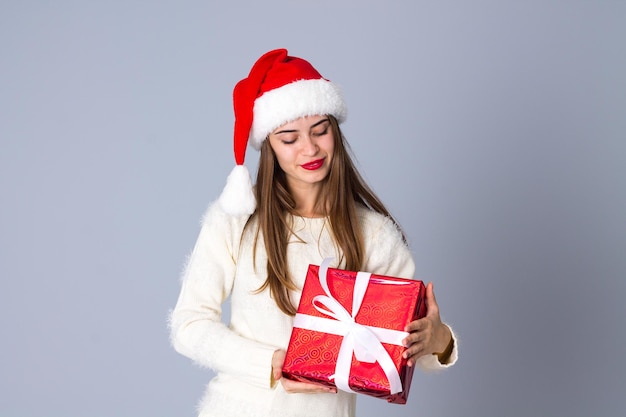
top-left (312, 128), bottom-right (328, 137)
top-left (281, 138), bottom-right (297, 145)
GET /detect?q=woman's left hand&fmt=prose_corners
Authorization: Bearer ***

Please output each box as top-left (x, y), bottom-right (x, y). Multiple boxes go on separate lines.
top-left (402, 282), bottom-right (452, 366)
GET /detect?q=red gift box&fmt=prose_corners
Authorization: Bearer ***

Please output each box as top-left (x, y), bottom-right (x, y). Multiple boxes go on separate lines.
top-left (282, 259), bottom-right (427, 404)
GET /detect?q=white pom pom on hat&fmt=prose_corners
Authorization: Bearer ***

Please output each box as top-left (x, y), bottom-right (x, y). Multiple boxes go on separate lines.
top-left (217, 48), bottom-right (347, 216)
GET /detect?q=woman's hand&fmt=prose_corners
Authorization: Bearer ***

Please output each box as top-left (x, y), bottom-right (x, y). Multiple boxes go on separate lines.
top-left (402, 282), bottom-right (453, 366)
top-left (272, 349), bottom-right (337, 394)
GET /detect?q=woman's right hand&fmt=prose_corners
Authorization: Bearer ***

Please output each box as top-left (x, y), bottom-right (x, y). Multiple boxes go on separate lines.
top-left (272, 349), bottom-right (337, 394)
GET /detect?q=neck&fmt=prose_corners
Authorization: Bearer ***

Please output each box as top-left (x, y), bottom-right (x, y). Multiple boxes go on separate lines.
top-left (289, 184), bottom-right (325, 218)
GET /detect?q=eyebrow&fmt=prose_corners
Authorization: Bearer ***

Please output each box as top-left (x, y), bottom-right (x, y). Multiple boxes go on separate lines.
top-left (273, 118), bottom-right (330, 135)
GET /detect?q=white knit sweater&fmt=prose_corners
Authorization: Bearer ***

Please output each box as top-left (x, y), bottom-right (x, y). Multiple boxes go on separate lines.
top-left (170, 203), bottom-right (457, 417)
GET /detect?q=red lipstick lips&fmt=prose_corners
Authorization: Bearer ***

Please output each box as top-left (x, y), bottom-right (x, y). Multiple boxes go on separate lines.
top-left (301, 158), bottom-right (325, 170)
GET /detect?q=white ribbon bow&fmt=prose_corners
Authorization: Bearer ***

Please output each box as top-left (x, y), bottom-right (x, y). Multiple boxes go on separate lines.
top-left (292, 258), bottom-right (407, 394)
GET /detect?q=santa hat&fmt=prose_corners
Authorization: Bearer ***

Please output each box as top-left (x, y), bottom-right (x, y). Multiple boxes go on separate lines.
top-left (217, 48), bottom-right (347, 216)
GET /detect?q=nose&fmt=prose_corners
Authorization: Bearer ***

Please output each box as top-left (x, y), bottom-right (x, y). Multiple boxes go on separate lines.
top-left (301, 134), bottom-right (319, 156)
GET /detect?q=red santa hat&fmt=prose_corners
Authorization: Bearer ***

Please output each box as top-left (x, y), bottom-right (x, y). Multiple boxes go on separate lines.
top-left (217, 48), bottom-right (347, 215)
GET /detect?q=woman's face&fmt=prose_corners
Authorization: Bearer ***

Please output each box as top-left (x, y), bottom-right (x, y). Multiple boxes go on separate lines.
top-left (267, 115), bottom-right (335, 191)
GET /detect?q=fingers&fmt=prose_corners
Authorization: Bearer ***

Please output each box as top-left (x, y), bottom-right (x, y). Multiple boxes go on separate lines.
top-left (402, 319), bottom-right (430, 365)
top-left (402, 283), bottom-right (445, 366)
top-left (281, 378), bottom-right (337, 394)
top-left (271, 349), bottom-right (286, 381)
top-left (403, 346), bottom-right (427, 367)
top-left (402, 283), bottom-right (450, 367)
top-left (426, 281), bottom-right (440, 317)
top-left (403, 281), bottom-right (442, 343)
top-left (273, 349), bottom-right (336, 394)
top-left (426, 281), bottom-right (434, 305)
top-left (402, 321), bottom-right (452, 365)
top-left (404, 316), bottom-right (427, 333)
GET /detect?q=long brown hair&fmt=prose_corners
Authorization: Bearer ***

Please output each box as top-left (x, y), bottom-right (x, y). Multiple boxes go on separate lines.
top-left (245, 115), bottom-right (405, 315)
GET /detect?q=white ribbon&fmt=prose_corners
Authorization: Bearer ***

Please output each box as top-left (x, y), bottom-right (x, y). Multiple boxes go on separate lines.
top-left (292, 258), bottom-right (407, 394)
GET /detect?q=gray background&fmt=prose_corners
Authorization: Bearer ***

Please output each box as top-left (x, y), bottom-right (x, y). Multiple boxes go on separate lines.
top-left (1, 1), bottom-right (625, 416)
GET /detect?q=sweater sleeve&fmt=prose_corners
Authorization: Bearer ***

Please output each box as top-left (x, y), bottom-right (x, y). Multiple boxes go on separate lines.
top-left (169, 203), bottom-right (277, 388)
top-left (360, 210), bottom-right (459, 371)
top-left (359, 210), bottom-right (416, 279)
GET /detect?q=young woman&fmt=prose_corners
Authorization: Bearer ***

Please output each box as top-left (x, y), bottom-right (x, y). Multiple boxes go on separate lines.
top-left (170, 49), bottom-right (457, 417)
